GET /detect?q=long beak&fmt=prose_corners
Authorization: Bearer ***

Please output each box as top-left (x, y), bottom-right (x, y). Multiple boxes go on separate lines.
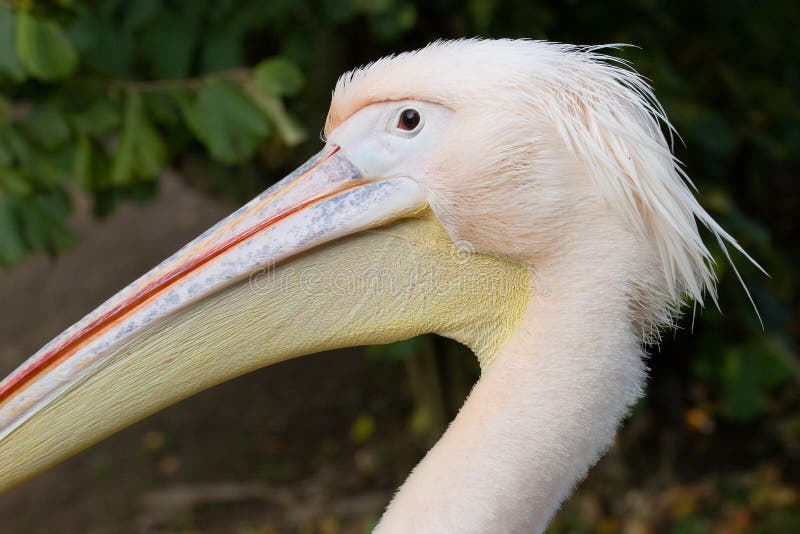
top-left (0, 146), bottom-right (530, 491)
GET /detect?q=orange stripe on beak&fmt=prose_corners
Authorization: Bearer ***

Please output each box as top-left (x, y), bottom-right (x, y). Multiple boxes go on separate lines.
top-left (0, 146), bottom-right (356, 409)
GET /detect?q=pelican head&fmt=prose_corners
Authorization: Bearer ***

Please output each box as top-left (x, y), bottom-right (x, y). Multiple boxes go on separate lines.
top-left (0, 39), bottom-right (752, 532)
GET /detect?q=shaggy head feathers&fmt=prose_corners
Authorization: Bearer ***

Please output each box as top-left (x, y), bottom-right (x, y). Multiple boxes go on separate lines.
top-left (326, 39), bottom-right (758, 335)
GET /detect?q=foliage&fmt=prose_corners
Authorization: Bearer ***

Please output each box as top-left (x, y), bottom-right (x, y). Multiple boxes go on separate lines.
top-left (0, 0), bottom-right (798, 495)
top-left (0, 0), bottom-right (308, 265)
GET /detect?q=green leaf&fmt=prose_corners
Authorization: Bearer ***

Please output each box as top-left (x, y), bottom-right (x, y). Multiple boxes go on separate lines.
top-left (72, 134), bottom-right (92, 189)
top-left (111, 92), bottom-right (166, 184)
top-left (0, 167), bottom-right (32, 195)
top-left (139, 8), bottom-right (197, 78)
top-left (0, 132), bottom-right (12, 166)
top-left (23, 161), bottom-right (60, 190)
top-left (180, 78), bottom-right (269, 164)
top-left (1, 127), bottom-right (31, 165)
top-left (254, 57), bottom-right (304, 98)
top-left (2, 128), bottom-right (64, 187)
top-left (0, 5), bottom-right (26, 82)
top-left (71, 135), bottom-right (111, 191)
top-left (29, 153), bottom-right (65, 188)
top-left (69, 7), bottom-right (132, 78)
top-left (5, 128), bottom-right (33, 163)
top-left (0, 98), bottom-right (8, 125)
top-left (122, 0), bottom-right (160, 33)
top-left (70, 100), bottom-right (119, 136)
top-left (50, 142), bottom-right (76, 178)
top-left (368, 3), bottom-right (417, 41)
top-left (19, 200), bottom-right (48, 252)
top-left (19, 190), bottom-right (73, 254)
top-left (15, 11), bottom-right (78, 81)
top-left (244, 81), bottom-right (306, 146)
top-left (720, 346), bottom-right (777, 422)
top-left (201, 28), bottom-right (243, 73)
top-left (20, 103), bottom-right (71, 149)
top-left (143, 92), bottom-right (182, 126)
top-left (0, 194), bottom-right (26, 267)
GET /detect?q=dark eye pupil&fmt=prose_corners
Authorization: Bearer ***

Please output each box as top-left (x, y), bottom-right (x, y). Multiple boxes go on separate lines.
top-left (400, 109), bottom-right (420, 130)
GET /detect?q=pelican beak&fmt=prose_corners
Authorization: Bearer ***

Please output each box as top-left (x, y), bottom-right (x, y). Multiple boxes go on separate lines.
top-left (0, 146), bottom-right (530, 491)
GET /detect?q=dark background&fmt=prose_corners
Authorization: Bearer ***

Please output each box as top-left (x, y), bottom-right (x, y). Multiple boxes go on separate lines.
top-left (0, 1), bottom-right (798, 532)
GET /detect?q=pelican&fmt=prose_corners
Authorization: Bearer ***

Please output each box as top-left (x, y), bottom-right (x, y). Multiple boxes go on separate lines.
top-left (0, 39), bottom-right (757, 532)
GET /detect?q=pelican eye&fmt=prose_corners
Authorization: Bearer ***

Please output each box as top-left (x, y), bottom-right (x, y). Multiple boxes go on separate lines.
top-left (397, 108), bottom-right (421, 131)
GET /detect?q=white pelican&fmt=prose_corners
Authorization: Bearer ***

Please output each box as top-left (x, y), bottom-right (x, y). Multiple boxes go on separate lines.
top-left (0, 39), bottom-right (757, 532)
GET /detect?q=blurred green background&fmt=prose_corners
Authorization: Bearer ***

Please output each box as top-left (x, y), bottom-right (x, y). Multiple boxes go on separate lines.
top-left (0, 0), bottom-right (798, 532)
